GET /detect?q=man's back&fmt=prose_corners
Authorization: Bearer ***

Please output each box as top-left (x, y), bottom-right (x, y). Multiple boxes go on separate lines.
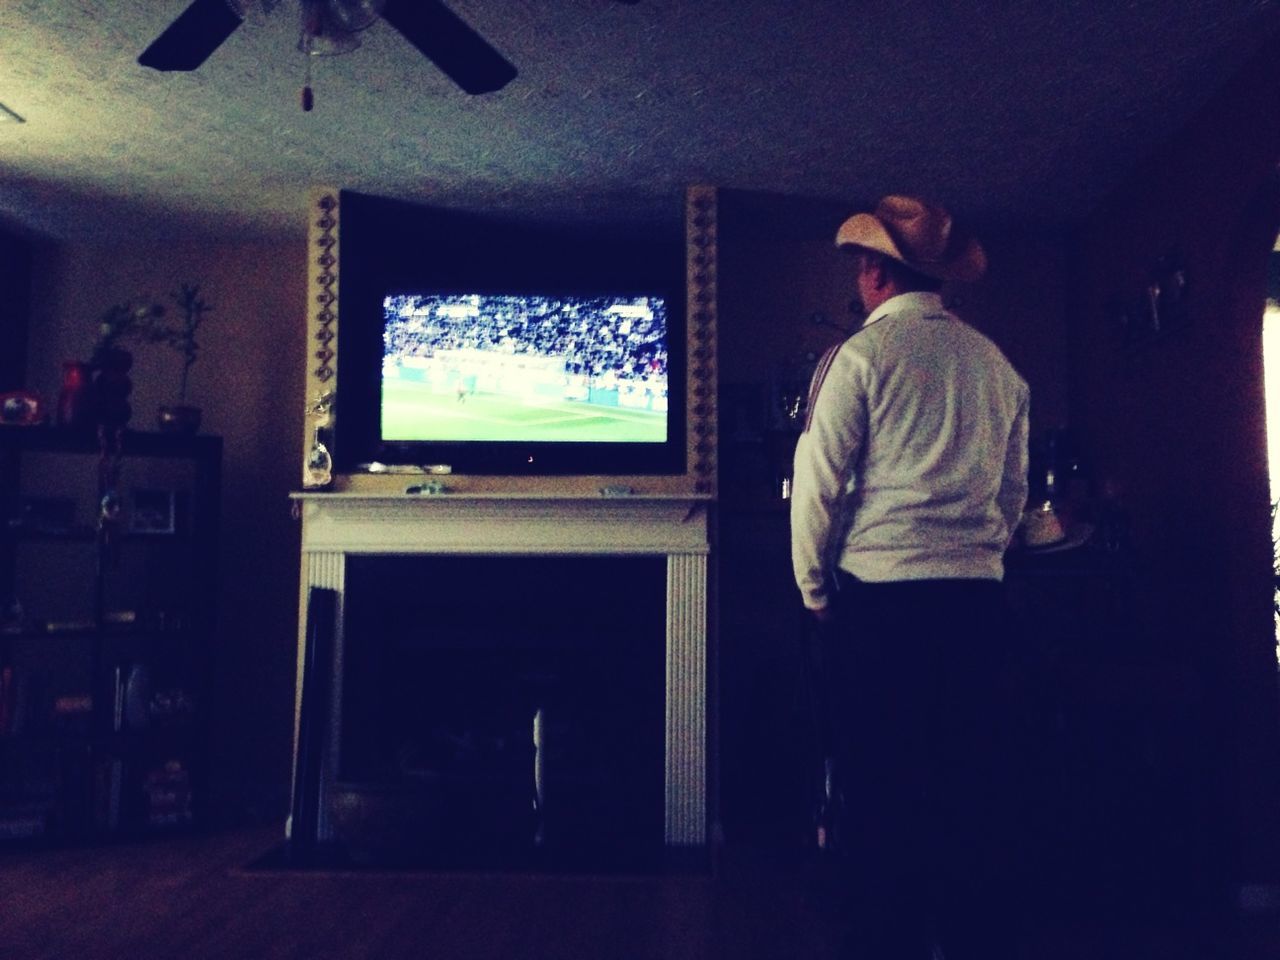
top-left (791, 291), bottom-right (1028, 598)
top-left (837, 295), bottom-right (1028, 575)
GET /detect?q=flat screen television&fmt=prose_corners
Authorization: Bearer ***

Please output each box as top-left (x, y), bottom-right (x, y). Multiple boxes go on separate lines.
top-left (382, 290), bottom-right (670, 441)
top-left (331, 192), bottom-right (688, 477)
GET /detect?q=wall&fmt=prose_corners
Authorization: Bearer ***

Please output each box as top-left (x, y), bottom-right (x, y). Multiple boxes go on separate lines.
top-left (1070, 31), bottom-right (1280, 881)
top-left (0, 227), bottom-right (36, 393)
top-left (26, 237), bottom-right (306, 822)
top-left (716, 188), bottom-right (1070, 431)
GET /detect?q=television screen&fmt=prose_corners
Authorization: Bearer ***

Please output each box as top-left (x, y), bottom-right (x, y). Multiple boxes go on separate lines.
top-left (380, 292), bottom-right (670, 445)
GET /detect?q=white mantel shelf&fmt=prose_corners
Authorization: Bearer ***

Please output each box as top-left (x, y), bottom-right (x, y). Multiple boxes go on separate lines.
top-left (291, 491), bottom-right (714, 556)
top-left (290, 489), bottom-right (714, 850)
top-left (290, 491), bottom-right (715, 499)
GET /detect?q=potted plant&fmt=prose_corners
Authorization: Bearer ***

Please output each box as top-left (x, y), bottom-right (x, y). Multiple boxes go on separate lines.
top-left (155, 284), bottom-right (212, 435)
top-left (87, 300), bottom-right (169, 429)
top-left (85, 284), bottom-right (213, 434)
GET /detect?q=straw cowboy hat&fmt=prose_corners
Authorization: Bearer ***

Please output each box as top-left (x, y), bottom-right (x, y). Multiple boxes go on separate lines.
top-left (835, 195), bottom-right (987, 283)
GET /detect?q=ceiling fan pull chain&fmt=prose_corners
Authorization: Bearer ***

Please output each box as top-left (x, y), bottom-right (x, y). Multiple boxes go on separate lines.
top-left (302, 33), bottom-right (315, 112)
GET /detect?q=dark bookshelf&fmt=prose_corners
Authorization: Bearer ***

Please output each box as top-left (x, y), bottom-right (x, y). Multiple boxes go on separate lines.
top-left (0, 425), bottom-right (220, 845)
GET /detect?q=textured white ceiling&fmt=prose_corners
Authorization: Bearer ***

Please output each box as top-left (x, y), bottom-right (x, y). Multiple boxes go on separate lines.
top-left (2, 0), bottom-right (1278, 242)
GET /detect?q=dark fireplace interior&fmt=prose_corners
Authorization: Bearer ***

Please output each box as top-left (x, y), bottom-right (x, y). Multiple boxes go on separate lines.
top-left (334, 554), bottom-right (667, 868)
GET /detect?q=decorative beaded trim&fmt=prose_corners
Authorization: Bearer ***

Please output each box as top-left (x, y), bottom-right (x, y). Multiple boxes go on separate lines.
top-left (311, 193), bottom-right (339, 383)
top-left (685, 186), bottom-right (718, 496)
top-left (304, 189), bottom-right (341, 488)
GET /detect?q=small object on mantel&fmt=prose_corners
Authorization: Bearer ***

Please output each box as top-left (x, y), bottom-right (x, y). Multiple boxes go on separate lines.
top-left (360, 462), bottom-right (432, 474)
top-left (599, 485), bottom-right (636, 497)
top-left (405, 481), bottom-right (448, 495)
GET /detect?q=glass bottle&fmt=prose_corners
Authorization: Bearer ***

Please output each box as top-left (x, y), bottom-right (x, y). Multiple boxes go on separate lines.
top-left (814, 756), bottom-right (843, 852)
top-left (57, 360), bottom-right (92, 428)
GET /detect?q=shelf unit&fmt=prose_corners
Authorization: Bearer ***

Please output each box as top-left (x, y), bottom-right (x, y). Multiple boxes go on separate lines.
top-left (0, 425), bottom-right (220, 844)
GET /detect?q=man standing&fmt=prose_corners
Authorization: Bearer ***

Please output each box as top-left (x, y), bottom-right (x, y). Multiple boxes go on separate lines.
top-left (790, 195), bottom-right (1029, 960)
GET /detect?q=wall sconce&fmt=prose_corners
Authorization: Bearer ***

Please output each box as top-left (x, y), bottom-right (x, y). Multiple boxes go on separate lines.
top-left (1111, 249), bottom-right (1190, 348)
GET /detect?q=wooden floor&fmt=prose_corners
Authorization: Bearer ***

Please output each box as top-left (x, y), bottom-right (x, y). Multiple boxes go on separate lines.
top-left (2, 825), bottom-right (1279, 959)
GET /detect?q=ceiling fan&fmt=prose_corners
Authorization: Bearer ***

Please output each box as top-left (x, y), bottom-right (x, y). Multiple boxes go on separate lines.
top-left (138, 0), bottom-right (520, 95)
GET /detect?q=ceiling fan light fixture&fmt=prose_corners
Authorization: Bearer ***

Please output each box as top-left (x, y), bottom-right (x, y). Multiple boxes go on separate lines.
top-left (325, 0), bottom-right (384, 32)
top-left (139, 0), bottom-right (517, 94)
top-left (298, 28), bottom-right (362, 57)
top-left (299, 0), bottom-right (363, 56)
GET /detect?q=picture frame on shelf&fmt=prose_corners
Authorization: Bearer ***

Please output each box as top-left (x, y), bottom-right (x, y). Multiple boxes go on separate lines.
top-left (128, 489), bottom-right (176, 535)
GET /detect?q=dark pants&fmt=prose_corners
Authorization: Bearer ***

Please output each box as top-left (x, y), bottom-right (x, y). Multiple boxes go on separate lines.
top-left (825, 572), bottom-right (1024, 960)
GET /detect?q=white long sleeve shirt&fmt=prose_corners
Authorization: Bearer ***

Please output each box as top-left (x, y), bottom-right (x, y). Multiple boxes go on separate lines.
top-left (790, 292), bottom-right (1030, 611)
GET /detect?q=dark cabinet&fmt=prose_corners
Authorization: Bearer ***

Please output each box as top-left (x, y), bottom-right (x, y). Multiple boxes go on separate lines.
top-left (0, 426), bottom-right (220, 844)
top-left (716, 382), bottom-right (815, 845)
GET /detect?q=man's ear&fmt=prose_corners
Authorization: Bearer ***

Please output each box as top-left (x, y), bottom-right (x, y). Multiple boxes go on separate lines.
top-left (869, 258), bottom-right (890, 290)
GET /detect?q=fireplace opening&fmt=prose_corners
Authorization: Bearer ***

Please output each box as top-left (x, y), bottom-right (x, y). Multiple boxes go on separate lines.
top-left (335, 554), bottom-right (667, 868)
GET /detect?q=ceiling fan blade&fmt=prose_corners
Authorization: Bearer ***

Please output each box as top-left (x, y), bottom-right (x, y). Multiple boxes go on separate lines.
top-left (138, 0), bottom-right (245, 72)
top-left (380, 0), bottom-right (517, 95)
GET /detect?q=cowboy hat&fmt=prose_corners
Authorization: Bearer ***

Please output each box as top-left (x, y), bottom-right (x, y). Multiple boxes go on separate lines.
top-left (835, 195), bottom-right (987, 283)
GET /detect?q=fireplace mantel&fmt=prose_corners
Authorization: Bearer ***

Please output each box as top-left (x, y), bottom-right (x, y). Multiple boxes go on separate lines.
top-left (292, 491), bottom-right (712, 556)
top-left (289, 188), bottom-right (723, 861)
top-left (289, 490), bottom-right (713, 851)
